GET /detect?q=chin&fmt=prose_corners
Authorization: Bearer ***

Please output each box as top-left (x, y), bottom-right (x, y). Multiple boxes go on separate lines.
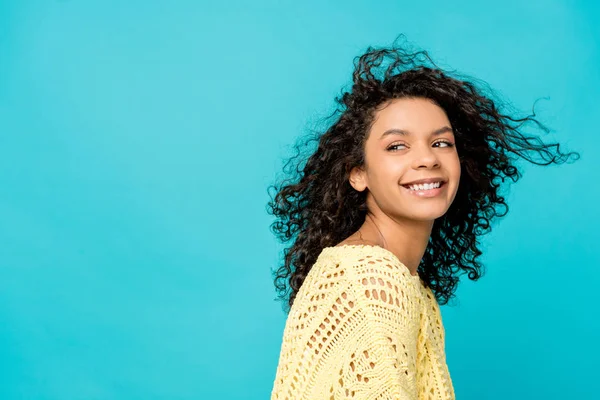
top-left (401, 205), bottom-right (449, 221)
top-left (415, 214), bottom-right (445, 222)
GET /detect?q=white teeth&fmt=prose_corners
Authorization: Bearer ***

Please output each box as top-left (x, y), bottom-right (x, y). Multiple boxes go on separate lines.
top-left (408, 181), bottom-right (441, 191)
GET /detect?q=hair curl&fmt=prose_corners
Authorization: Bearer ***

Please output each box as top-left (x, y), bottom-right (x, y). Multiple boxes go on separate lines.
top-left (266, 36), bottom-right (580, 314)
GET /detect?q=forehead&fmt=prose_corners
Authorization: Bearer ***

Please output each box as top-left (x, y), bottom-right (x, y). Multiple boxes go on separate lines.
top-left (370, 97), bottom-right (451, 136)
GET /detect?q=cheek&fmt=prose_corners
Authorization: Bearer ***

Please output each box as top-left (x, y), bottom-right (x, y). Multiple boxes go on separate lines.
top-left (455, 157), bottom-right (462, 180)
top-left (443, 152), bottom-right (461, 175)
top-left (371, 163), bottom-right (403, 189)
top-left (380, 157), bottom-right (405, 179)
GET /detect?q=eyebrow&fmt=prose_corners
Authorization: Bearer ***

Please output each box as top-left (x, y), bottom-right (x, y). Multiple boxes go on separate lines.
top-left (379, 126), bottom-right (454, 140)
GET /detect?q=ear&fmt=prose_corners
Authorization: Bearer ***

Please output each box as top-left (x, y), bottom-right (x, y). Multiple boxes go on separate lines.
top-left (349, 165), bottom-right (368, 192)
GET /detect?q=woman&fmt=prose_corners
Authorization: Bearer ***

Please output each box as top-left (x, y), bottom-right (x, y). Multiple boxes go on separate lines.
top-left (266, 36), bottom-right (579, 399)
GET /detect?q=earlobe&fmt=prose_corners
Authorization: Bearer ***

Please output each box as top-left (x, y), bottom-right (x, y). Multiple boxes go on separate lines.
top-left (349, 166), bottom-right (367, 192)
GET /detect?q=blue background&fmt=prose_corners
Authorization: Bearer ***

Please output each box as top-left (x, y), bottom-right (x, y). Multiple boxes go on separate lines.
top-left (0, 0), bottom-right (598, 399)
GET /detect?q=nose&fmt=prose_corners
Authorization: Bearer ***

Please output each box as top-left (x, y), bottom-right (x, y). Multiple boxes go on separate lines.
top-left (411, 143), bottom-right (440, 169)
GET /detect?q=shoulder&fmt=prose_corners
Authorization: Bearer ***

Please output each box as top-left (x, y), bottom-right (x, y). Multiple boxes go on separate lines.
top-left (316, 244), bottom-right (424, 320)
top-left (320, 244), bottom-right (419, 287)
top-left (296, 244), bottom-right (405, 302)
top-left (318, 245), bottom-right (423, 330)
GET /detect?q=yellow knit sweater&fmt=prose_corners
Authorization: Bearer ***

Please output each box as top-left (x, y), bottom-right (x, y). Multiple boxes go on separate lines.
top-left (270, 244), bottom-right (455, 400)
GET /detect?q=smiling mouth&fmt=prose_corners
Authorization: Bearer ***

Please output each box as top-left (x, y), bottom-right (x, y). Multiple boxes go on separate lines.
top-left (401, 181), bottom-right (447, 189)
top-left (399, 181), bottom-right (448, 198)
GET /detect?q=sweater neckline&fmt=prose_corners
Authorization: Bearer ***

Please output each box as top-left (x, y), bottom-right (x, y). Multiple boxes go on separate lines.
top-left (322, 244), bottom-right (422, 280)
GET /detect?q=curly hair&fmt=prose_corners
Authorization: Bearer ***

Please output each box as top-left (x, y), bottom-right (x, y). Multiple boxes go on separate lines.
top-left (266, 36), bottom-right (580, 314)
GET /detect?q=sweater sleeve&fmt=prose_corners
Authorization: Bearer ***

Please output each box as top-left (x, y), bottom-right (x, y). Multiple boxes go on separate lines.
top-left (330, 257), bottom-right (422, 399)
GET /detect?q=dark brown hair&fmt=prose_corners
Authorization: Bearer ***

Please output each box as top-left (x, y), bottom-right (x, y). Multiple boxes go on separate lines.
top-left (266, 36), bottom-right (580, 313)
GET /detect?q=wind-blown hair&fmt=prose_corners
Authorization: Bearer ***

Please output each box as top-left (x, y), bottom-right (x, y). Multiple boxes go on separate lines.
top-left (266, 37), bottom-right (580, 313)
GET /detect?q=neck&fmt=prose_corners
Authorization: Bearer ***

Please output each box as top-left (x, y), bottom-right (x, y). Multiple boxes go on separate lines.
top-left (357, 209), bottom-right (434, 275)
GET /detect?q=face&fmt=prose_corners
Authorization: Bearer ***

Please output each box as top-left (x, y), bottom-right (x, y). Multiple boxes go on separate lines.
top-left (350, 97), bottom-right (461, 221)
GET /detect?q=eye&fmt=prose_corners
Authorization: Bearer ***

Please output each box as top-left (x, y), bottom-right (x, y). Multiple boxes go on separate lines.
top-left (434, 140), bottom-right (455, 148)
top-left (387, 143), bottom-right (407, 151)
top-left (387, 140), bottom-right (455, 151)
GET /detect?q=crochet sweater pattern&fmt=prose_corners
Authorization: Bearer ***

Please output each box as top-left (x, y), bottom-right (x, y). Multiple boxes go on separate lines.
top-left (270, 244), bottom-right (455, 400)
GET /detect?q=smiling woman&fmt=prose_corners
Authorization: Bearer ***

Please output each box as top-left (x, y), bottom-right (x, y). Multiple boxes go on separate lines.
top-left (266, 35), bottom-right (580, 399)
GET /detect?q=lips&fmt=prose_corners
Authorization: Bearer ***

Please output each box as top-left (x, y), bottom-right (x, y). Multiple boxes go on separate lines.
top-left (401, 180), bottom-right (446, 189)
top-left (401, 177), bottom-right (446, 186)
top-left (401, 180), bottom-right (447, 198)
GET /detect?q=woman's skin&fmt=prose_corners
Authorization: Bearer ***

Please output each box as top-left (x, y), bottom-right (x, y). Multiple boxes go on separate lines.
top-left (337, 97), bottom-right (461, 276)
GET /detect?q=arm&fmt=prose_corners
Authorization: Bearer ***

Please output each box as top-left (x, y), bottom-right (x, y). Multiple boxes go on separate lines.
top-left (270, 255), bottom-right (422, 400)
top-left (331, 258), bottom-right (422, 399)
